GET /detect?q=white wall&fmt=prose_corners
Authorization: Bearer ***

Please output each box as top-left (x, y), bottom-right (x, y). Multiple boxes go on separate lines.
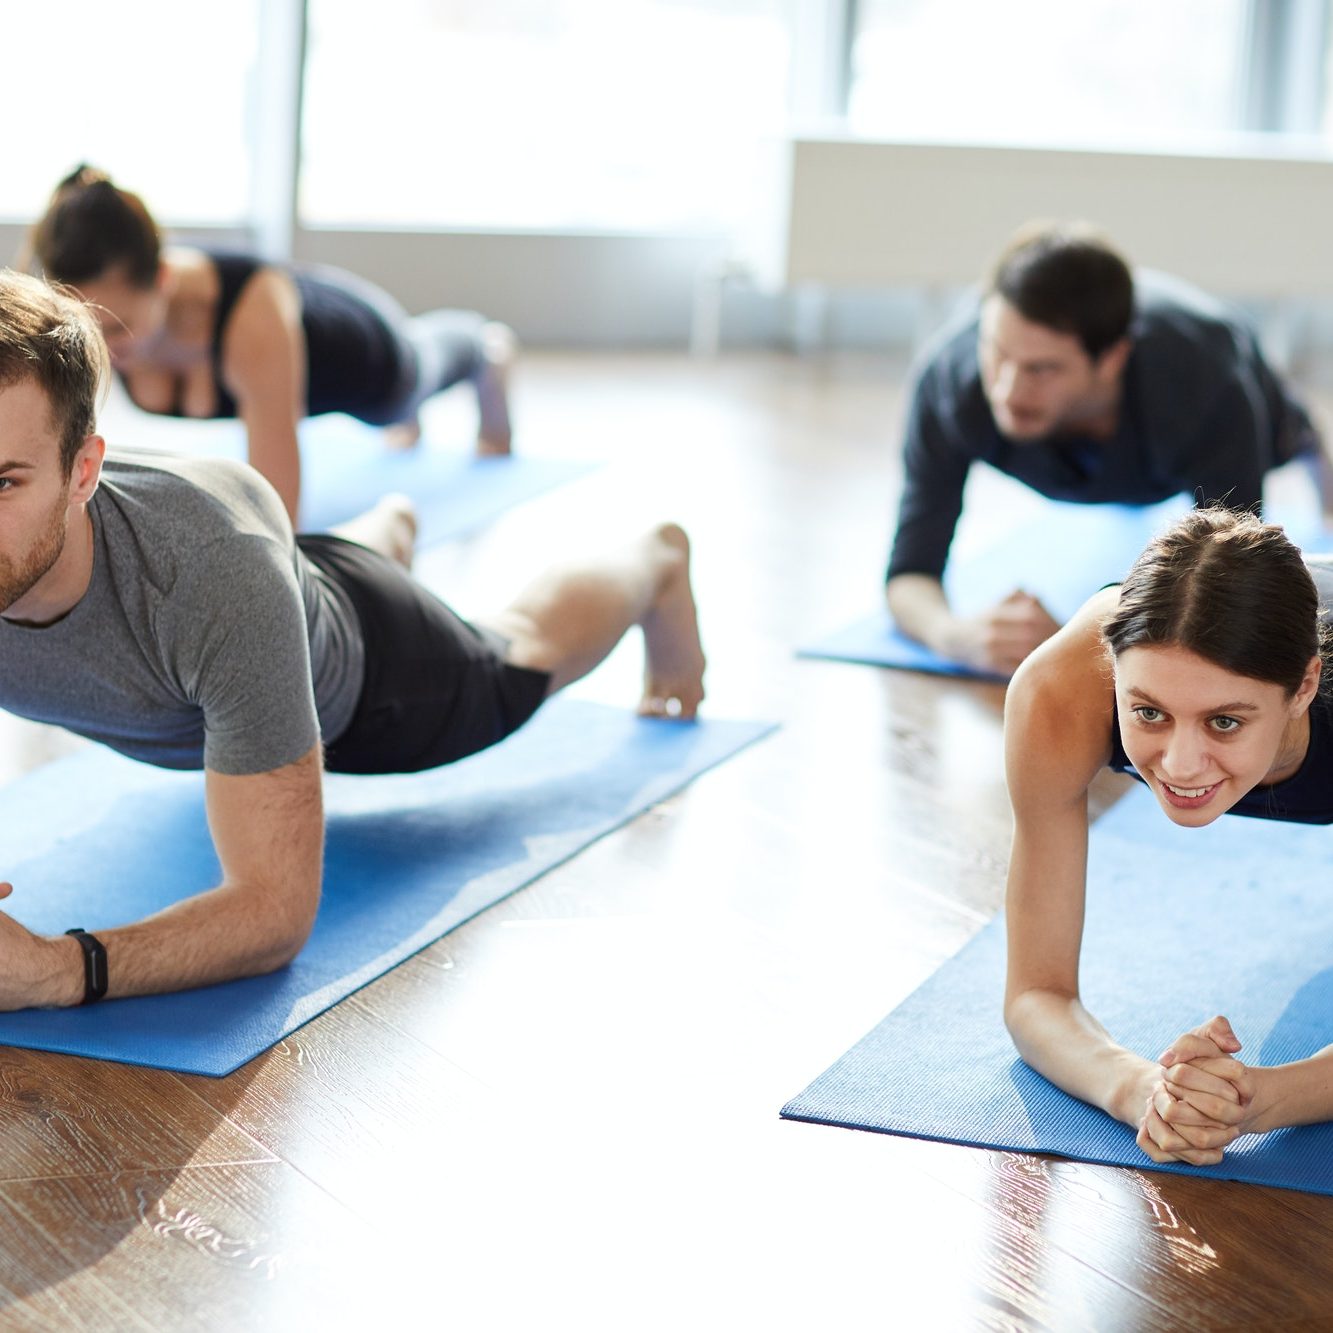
top-left (295, 229), bottom-right (731, 346)
top-left (2, 204), bottom-right (1326, 364)
top-left (749, 137), bottom-right (1333, 300)
top-left (3, 219), bottom-right (866, 349)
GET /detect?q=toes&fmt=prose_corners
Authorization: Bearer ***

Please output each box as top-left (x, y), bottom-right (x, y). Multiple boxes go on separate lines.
top-left (638, 694), bottom-right (697, 721)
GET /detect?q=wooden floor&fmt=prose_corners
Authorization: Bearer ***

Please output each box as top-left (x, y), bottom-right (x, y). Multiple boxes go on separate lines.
top-left (3, 351), bottom-right (1332, 1330)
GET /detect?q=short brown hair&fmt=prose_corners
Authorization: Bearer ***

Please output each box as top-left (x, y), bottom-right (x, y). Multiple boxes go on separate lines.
top-left (990, 221), bottom-right (1134, 360)
top-left (28, 165), bottom-right (161, 289)
top-left (1103, 508), bottom-right (1329, 697)
top-left (0, 270), bottom-right (107, 476)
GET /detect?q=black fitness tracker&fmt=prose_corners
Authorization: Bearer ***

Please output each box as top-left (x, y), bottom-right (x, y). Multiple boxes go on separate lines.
top-left (65, 928), bottom-right (108, 1005)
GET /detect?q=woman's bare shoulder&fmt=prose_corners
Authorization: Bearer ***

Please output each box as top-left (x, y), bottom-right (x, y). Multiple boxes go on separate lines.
top-left (1005, 586), bottom-right (1119, 799)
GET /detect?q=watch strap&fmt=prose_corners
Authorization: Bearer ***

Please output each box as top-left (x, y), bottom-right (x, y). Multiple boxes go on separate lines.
top-left (64, 928), bottom-right (108, 1005)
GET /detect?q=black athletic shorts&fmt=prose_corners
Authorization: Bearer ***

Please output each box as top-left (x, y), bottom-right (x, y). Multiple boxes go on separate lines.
top-left (297, 535), bottom-right (551, 775)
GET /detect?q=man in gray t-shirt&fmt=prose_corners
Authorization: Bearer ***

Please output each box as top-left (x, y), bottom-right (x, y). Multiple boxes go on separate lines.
top-left (0, 271), bottom-right (706, 1012)
top-left (0, 448), bottom-right (362, 774)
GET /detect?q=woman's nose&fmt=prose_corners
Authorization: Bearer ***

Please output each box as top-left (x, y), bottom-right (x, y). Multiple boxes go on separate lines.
top-left (1161, 729), bottom-right (1209, 783)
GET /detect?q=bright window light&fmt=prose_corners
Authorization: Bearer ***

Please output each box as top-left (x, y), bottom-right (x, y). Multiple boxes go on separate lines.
top-left (849, 0), bottom-right (1249, 149)
top-left (301, 0), bottom-right (791, 233)
top-left (1, 0), bottom-right (259, 225)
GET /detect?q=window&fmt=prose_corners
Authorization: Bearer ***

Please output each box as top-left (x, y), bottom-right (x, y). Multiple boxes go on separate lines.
top-left (301, 0), bottom-right (791, 233)
top-left (848, 0), bottom-right (1250, 149)
top-left (2, 1), bottom-right (260, 224)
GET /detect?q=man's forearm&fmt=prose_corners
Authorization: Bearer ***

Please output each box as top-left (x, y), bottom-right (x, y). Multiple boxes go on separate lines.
top-left (22, 876), bottom-right (319, 1010)
top-left (24, 747), bottom-right (326, 1009)
top-left (96, 880), bottom-right (318, 1000)
top-left (886, 573), bottom-right (957, 654)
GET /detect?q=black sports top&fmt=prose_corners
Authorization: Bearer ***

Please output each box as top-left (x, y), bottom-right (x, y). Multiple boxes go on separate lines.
top-left (1107, 689), bottom-right (1333, 825)
top-left (135, 251), bottom-right (410, 422)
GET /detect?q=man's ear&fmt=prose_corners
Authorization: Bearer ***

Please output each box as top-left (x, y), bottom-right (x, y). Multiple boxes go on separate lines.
top-left (1096, 336), bottom-right (1132, 383)
top-left (68, 434), bottom-right (106, 506)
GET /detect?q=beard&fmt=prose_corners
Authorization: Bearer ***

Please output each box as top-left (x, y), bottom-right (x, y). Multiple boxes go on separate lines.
top-left (0, 499), bottom-right (68, 618)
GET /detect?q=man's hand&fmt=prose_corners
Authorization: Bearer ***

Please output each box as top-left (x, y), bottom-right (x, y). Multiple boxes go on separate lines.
top-left (886, 575), bottom-right (1061, 674)
top-left (950, 589), bottom-right (1061, 675)
top-left (0, 882), bottom-right (81, 1010)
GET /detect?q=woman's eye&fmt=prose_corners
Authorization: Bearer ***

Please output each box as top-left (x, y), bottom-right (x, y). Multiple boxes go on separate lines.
top-left (1211, 716), bottom-right (1242, 733)
top-left (1133, 706), bottom-right (1163, 723)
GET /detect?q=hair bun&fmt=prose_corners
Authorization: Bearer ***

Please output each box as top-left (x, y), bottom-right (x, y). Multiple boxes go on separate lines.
top-left (57, 164), bottom-right (112, 193)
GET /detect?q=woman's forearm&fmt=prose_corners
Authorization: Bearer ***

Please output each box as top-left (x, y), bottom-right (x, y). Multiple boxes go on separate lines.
top-left (1250, 1046), bottom-right (1333, 1133)
top-left (1005, 988), bottom-right (1157, 1124)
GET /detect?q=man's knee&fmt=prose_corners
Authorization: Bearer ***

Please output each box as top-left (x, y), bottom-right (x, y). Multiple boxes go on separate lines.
top-left (475, 609), bottom-right (555, 675)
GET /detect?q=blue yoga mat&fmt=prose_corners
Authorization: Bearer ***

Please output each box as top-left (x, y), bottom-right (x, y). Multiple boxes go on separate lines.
top-left (782, 786), bottom-right (1333, 1195)
top-left (801, 498), bottom-right (1330, 680)
top-left (296, 420), bottom-right (597, 544)
top-left (116, 414), bottom-right (595, 548)
top-left (0, 700), bottom-right (773, 1077)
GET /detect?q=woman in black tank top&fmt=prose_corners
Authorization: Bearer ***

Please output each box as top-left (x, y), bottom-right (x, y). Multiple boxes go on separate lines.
top-left (25, 166), bottom-right (516, 524)
top-left (1003, 508), bottom-right (1333, 1170)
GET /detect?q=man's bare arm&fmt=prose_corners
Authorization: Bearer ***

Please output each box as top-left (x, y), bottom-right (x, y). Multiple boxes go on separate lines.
top-left (18, 745), bottom-right (325, 1009)
top-left (885, 573), bottom-right (959, 654)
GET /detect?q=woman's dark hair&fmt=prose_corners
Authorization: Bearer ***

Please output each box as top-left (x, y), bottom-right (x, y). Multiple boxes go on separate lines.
top-left (989, 221), bottom-right (1134, 360)
top-left (1103, 508), bottom-right (1329, 697)
top-left (27, 165), bottom-right (160, 289)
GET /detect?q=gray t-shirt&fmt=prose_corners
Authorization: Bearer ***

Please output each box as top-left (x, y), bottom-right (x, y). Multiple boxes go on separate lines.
top-left (0, 451), bottom-right (364, 774)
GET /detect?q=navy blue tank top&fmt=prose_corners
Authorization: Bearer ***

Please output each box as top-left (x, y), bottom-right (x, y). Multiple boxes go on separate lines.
top-left (136, 251), bottom-right (411, 422)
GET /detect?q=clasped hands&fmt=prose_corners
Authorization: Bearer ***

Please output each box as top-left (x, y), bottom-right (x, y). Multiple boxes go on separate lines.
top-left (1136, 1015), bottom-right (1257, 1166)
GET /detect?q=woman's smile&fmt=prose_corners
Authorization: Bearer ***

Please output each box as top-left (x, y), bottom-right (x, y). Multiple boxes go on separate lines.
top-left (1156, 778), bottom-right (1223, 810)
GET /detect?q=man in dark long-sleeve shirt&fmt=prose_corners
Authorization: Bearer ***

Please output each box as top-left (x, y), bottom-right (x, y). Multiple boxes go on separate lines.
top-left (885, 223), bottom-right (1325, 675)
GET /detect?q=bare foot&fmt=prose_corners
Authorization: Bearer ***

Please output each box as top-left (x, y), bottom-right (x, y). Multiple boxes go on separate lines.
top-left (330, 493), bottom-right (418, 570)
top-left (638, 524), bottom-right (706, 720)
top-left (383, 418), bottom-right (422, 451)
top-left (475, 321), bottom-right (516, 457)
